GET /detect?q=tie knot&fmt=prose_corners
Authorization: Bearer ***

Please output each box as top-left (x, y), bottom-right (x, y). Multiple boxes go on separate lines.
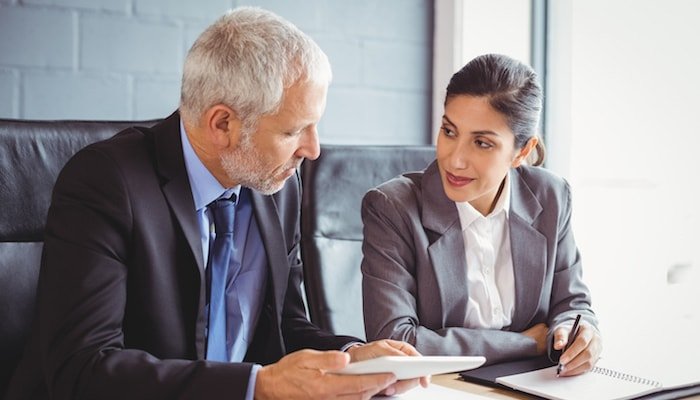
top-left (210, 193), bottom-right (236, 234)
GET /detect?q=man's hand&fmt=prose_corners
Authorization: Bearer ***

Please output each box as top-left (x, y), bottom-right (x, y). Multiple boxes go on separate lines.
top-left (552, 322), bottom-right (603, 377)
top-left (345, 339), bottom-right (430, 397)
top-left (254, 349), bottom-right (396, 400)
top-left (522, 323), bottom-right (549, 355)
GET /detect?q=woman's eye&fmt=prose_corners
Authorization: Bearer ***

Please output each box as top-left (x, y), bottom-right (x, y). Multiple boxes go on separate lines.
top-left (441, 127), bottom-right (456, 137)
top-left (475, 139), bottom-right (492, 149)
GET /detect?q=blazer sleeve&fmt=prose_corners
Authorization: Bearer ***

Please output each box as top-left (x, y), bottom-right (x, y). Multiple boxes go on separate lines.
top-left (361, 187), bottom-right (539, 365)
top-left (545, 179), bottom-right (598, 331)
top-left (38, 148), bottom-right (253, 400)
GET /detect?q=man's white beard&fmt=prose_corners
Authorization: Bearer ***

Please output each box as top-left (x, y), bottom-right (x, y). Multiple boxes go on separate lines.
top-left (220, 139), bottom-right (296, 195)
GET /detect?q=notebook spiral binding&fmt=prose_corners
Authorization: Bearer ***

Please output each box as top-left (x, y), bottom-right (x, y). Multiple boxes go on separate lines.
top-left (592, 366), bottom-right (663, 388)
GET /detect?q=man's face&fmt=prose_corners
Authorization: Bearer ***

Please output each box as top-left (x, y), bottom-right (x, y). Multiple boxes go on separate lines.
top-left (221, 80), bottom-right (327, 195)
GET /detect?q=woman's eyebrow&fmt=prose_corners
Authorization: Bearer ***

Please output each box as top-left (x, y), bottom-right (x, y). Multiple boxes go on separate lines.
top-left (442, 115), bottom-right (501, 137)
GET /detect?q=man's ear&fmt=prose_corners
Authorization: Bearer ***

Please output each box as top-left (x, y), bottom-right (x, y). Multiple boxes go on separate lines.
top-left (511, 136), bottom-right (538, 168)
top-left (202, 105), bottom-right (243, 149)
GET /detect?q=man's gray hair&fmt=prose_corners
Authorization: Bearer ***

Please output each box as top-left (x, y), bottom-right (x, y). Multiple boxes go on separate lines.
top-left (179, 7), bottom-right (332, 128)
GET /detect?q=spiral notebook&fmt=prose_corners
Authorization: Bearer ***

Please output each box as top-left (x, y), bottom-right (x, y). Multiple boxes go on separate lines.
top-left (495, 363), bottom-right (700, 400)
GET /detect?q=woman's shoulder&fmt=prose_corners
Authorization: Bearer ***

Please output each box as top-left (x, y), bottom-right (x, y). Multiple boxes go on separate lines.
top-left (362, 162), bottom-right (438, 212)
top-left (363, 172), bottom-right (422, 211)
top-left (367, 162), bottom-right (436, 200)
top-left (513, 165), bottom-right (571, 202)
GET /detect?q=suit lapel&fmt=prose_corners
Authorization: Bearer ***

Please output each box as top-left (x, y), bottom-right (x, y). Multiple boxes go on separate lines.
top-left (153, 113), bottom-right (205, 274)
top-left (249, 191), bottom-right (287, 322)
top-left (151, 112), bottom-right (208, 357)
top-left (508, 168), bottom-right (547, 331)
top-left (422, 163), bottom-right (470, 326)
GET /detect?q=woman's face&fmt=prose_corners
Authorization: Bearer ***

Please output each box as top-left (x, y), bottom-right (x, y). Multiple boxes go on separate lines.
top-left (436, 95), bottom-right (531, 215)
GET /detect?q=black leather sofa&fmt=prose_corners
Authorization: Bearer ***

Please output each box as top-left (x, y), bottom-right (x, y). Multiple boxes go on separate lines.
top-left (0, 118), bottom-right (434, 395)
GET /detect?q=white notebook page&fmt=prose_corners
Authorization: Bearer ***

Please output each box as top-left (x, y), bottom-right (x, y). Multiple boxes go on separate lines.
top-left (496, 365), bottom-right (660, 400)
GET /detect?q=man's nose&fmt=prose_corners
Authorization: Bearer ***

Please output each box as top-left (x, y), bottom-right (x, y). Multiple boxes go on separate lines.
top-left (297, 127), bottom-right (321, 160)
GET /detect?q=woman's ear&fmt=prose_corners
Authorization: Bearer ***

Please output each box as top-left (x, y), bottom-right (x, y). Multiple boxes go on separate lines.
top-left (511, 136), bottom-right (539, 168)
top-left (202, 105), bottom-right (243, 149)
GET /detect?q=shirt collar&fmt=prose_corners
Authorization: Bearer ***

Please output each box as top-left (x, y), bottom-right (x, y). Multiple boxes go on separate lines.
top-left (180, 120), bottom-right (241, 211)
top-left (456, 172), bottom-right (511, 229)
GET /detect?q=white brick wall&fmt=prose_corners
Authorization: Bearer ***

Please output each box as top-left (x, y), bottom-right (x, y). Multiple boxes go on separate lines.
top-left (23, 72), bottom-right (128, 119)
top-left (23, 0), bottom-right (128, 13)
top-left (134, 76), bottom-right (180, 120)
top-left (80, 15), bottom-right (181, 73)
top-left (0, 7), bottom-right (74, 68)
top-left (364, 41), bottom-right (431, 91)
top-left (135, 0), bottom-right (231, 21)
top-left (0, 0), bottom-right (433, 144)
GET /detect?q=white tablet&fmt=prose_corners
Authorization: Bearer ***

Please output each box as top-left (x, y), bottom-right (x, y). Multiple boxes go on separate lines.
top-left (333, 356), bottom-right (486, 380)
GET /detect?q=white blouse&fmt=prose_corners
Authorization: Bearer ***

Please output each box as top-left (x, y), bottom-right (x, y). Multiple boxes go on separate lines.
top-left (456, 173), bottom-right (516, 330)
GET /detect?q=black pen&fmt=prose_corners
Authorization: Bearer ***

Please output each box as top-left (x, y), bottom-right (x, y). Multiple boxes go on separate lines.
top-left (556, 314), bottom-right (582, 377)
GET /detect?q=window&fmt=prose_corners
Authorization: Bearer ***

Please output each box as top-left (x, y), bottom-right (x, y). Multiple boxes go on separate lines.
top-left (547, 0), bottom-right (700, 359)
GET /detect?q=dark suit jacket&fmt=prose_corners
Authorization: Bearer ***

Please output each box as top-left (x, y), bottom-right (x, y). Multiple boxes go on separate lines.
top-left (361, 161), bottom-right (597, 365)
top-left (6, 113), bottom-right (356, 400)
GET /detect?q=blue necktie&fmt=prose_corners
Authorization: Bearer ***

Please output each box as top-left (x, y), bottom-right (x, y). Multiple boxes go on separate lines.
top-left (206, 194), bottom-right (236, 361)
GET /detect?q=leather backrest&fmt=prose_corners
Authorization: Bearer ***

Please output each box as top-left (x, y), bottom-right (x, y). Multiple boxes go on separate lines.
top-left (300, 145), bottom-right (435, 339)
top-left (0, 119), bottom-right (159, 395)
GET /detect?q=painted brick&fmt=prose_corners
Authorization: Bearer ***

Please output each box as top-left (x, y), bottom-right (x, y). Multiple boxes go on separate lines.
top-left (364, 41), bottom-right (430, 91)
top-left (313, 36), bottom-right (362, 86)
top-left (326, 0), bottom-right (431, 43)
top-left (322, 87), bottom-right (428, 145)
top-left (0, 7), bottom-right (73, 68)
top-left (395, 90), bottom-right (431, 143)
top-left (0, 69), bottom-right (18, 118)
top-left (236, 0), bottom-right (324, 32)
top-left (133, 77), bottom-right (181, 119)
top-left (22, 0), bottom-right (128, 13)
top-left (184, 22), bottom-right (211, 55)
top-left (135, 0), bottom-right (229, 21)
top-left (22, 72), bottom-right (128, 119)
top-left (81, 15), bottom-right (181, 73)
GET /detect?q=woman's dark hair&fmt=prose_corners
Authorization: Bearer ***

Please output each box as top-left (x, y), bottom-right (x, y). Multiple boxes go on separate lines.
top-left (445, 53), bottom-right (545, 166)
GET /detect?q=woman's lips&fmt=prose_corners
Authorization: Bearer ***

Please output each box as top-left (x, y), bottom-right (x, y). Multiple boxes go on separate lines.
top-left (445, 171), bottom-right (474, 187)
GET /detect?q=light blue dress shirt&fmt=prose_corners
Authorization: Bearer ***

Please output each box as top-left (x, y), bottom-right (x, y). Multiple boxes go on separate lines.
top-left (180, 122), bottom-right (267, 398)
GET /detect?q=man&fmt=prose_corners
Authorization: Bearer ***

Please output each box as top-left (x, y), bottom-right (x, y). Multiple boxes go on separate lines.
top-left (6, 7), bottom-right (426, 400)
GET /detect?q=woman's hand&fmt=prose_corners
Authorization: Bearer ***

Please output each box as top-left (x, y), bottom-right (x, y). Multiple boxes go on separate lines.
top-left (552, 322), bottom-right (603, 376)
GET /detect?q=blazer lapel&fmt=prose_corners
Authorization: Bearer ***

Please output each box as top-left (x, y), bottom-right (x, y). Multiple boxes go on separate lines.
top-left (151, 112), bottom-right (208, 357)
top-left (422, 162), bottom-right (470, 326)
top-left (508, 168), bottom-right (547, 331)
top-left (153, 113), bottom-right (205, 274)
top-left (249, 191), bottom-right (288, 322)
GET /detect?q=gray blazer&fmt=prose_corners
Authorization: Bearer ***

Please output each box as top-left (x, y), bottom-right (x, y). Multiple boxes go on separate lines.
top-left (361, 161), bottom-right (597, 365)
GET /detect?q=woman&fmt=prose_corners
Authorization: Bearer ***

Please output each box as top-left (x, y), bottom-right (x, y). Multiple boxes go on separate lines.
top-left (361, 54), bottom-right (602, 376)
